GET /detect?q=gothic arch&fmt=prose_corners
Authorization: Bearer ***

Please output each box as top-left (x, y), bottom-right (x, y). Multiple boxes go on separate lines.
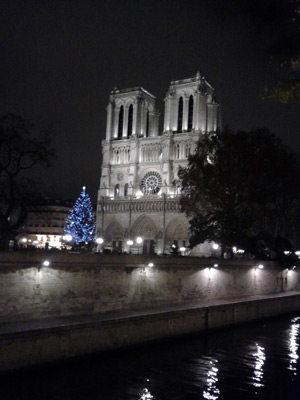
top-left (105, 220), bottom-right (125, 242)
top-left (131, 215), bottom-right (158, 239)
top-left (117, 106), bottom-right (124, 139)
top-left (165, 218), bottom-right (188, 241)
top-left (177, 97), bottom-right (183, 132)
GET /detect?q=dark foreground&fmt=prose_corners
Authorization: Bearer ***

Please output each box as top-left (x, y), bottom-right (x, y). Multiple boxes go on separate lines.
top-left (1, 313), bottom-right (300, 400)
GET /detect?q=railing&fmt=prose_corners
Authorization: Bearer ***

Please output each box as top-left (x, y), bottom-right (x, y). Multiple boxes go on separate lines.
top-left (98, 196), bottom-right (181, 213)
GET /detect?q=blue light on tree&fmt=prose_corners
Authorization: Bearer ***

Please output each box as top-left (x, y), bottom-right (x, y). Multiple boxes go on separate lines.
top-left (64, 186), bottom-right (96, 244)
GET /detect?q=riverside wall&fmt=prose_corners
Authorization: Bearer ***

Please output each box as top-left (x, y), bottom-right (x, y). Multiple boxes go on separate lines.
top-left (1, 293), bottom-right (300, 371)
top-left (0, 252), bottom-right (299, 323)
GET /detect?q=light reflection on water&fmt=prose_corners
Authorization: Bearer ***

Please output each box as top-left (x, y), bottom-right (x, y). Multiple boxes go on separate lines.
top-left (139, 387), bottom-right (154, 400)
top-left (203, 359), bottom-right (220, 400)
top-left (1, 314), bottom-right (300, 400)
top-left (288, 316), bottom-right (300, 375)
top-left (252, 343), bottom-right (266, 390)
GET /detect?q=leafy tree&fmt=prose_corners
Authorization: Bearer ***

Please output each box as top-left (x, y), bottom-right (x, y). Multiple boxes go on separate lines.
top-left (266, 55), bottom-right (300, 103)
top-left (179, 128), bottom-right (300, 257)
top-left (0, 113), bottom-right (56, 250)
top-left (64, 186), bottom-right (96, 246)
top-left (266, 1), bottom-right (300, 103)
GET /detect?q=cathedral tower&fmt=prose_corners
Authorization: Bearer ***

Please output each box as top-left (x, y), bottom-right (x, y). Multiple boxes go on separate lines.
top-left (96, 72), bottom-right (220, 254)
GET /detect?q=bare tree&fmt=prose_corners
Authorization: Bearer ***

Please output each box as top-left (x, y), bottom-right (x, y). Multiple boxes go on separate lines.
top-left (0, 113), bottom-right (56, 250)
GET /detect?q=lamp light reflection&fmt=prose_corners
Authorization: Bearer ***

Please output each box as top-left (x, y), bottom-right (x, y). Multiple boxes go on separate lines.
top-left (139, 387), bottom-right (154, 400)
top-left (288, 317), bottom-right (300, 375)
top-left (252, 344), bottom-right (266, 389)
top-left (203, 359), bottom-right (220, 400)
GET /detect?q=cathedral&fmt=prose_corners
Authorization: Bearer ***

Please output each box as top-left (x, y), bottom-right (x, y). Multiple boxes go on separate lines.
top-left (96, 72), bottom-right (220, 254)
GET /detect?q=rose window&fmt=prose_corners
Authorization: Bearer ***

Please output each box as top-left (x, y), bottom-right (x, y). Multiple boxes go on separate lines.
top-left (141, 171), bottom-right (162, 194)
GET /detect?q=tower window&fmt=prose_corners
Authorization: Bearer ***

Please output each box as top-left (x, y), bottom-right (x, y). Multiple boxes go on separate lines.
top-left (188, 95), bottom-right (193, 131)
top-left (146, 110), bottom-right (149, 137)
top-left (185, 143), bottom-right (190, 158)
top-left (127, 104), bottom-right (133, 138)
top-left (118, 106), bottom-right (124, 139)
top-left (177, 97), bottom-right (183, 133)
top-left (175, 143), bottom-right (180, 159)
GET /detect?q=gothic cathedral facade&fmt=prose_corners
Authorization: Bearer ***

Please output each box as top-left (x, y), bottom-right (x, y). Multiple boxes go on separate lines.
top-left (96, 72), bottom-right (220, 254)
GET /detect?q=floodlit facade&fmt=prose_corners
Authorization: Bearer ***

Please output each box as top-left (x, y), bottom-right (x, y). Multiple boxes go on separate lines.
top-left (18, 200), bottom-right (73, 249)
top-left (96, 72), bottom-right (220, 254)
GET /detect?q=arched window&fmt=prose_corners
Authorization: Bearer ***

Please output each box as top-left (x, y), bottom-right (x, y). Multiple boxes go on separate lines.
top-left (127, 104), bottom-right (133, 138)
top-left (185, 143), bottom-right (190, 158)
top-left (146, 110), bottom-right (149, 137)
top-left (175, 181), bottom-right (181, 196)
top-left (114, 184), bottom-right (120, 197)
top-left (175, 143), bottom-right (180, 159)
top-left (188, 95), bottom-right (193, 131)
top-left (118, 106), bottom-right (124, 139)
top-left (116, 150), bottom-right (120, 164)
top-left (177, 97), bottom-right (183, 132)
top-left (124, 183), bottom-right (129, 197)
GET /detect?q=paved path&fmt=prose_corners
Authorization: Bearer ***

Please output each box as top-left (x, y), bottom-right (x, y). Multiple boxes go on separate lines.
top-left (0, 291), bottom-right (299, 336)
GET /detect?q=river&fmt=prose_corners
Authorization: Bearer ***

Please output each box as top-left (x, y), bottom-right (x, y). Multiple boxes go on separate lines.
top-left (1, 313), bottom-right (300, 399)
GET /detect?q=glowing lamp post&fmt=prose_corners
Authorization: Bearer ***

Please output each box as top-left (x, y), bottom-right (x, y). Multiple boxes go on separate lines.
top-left (136, 237), bottom-right (143, 255)
top-left (96, 237), bottom-right (104, 253)
top-left (127, 240), bottom-right (133, 254)
top-left (179, 246), bottom-right (186, 256)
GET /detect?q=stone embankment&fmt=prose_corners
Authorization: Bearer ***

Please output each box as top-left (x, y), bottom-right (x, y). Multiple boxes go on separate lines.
top-left (0, 252), bottom-right (299, 371)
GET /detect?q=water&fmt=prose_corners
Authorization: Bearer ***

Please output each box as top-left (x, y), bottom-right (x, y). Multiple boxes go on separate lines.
top-left (1, 314), bottom-right (300, 399)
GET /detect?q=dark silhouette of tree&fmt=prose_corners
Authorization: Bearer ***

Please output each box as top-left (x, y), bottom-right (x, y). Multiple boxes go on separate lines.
top-left (0, 114), bottom-right (56, 250)
top-left (266, 1), bottom-right (300, 103)
top-left (179, 128), bottom-right (300, 257)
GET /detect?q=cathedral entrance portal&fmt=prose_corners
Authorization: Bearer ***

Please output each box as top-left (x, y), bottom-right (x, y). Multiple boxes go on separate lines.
top-left (142, 239), bottom-right (156, 255)
top-left (131, 215), bottom-right (157, 255)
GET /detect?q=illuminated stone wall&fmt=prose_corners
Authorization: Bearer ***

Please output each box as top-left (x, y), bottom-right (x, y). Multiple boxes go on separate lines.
top-left (0, 253), bottom-right (299, 323)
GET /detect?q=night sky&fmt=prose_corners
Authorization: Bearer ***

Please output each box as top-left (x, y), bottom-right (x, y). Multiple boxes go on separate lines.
top-left (1, 0), bottom-right (300, 203)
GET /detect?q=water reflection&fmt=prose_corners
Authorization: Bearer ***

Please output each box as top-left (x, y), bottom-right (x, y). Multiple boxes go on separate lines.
top-left (252, 344), bottom-right (266, 389)
top-left (139, 379), bottom-right (154, 400)
top-left (203, 359), bottom-right (220, 400)
top-left (288, 317), bottom-right (300, 375)
top-left (139, 387), bottom-right (154, 400)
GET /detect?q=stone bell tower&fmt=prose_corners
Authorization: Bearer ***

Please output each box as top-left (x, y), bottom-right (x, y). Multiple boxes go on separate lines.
top-left (96, 72), bottom-right (220, 255)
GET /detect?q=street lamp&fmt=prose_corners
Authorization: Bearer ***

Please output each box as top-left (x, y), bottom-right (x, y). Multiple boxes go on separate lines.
top-left (96, 237), bottom-right (104, 253)
top-left (179, 246), bottom-right (186, 256)
top-left (127, 240), bottom-right (133, 254)
top-left (136, 236), bottom-right (143, 255)
top-left (63, 234), bottom-right (73, 242)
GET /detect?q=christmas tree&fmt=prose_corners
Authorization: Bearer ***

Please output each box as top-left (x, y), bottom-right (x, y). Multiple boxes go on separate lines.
top-left (64, 186), bottom-right (96, 245)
